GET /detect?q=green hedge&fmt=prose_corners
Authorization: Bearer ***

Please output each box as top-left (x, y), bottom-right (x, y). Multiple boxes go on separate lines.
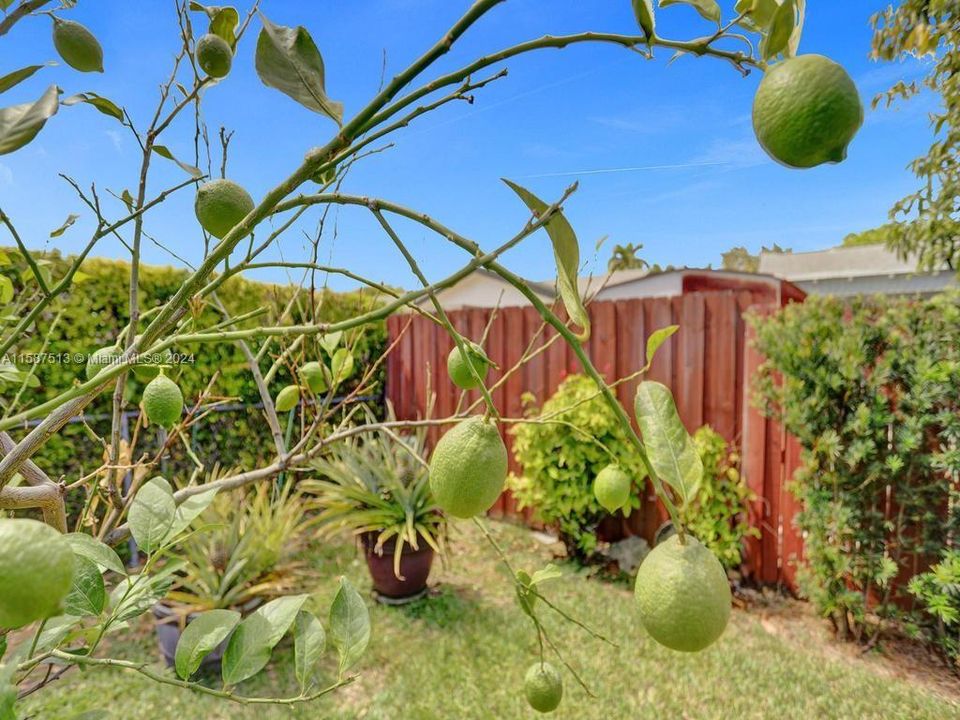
top-left (751, 291), bottom-right (960, 642)
top-left (2, 249), bottom-right (386, 483)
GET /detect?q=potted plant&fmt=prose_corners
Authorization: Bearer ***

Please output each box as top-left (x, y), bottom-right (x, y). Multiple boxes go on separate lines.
top-left (154, 474), bottom-right (314, 669)
top-left (305, 407), bottom-right (445, 603)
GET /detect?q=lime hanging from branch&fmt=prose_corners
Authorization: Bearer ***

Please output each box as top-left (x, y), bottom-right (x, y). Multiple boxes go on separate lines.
top-left (447, 341), bottom-right (491, 390)
top-left (753, 54), bottom-right (863, 169)
top-left (523, 661), bottom-right (563, 713)
top-left (634, 534), bottom-right (731, 652)
top-left (0, 518), bottom-right (75, 629)
top-left (196, 33), bottom-right (233, 78)
top-left (142, 371), bottom-right (184, 429)
top-left (194, 179), bottom-right (255, 239)
top-left (429, 416), bottom-right (507, 518)
top-left (52, 17), bottom-right (104, 73)
top-left (593, 464), bottom-right (631, 513)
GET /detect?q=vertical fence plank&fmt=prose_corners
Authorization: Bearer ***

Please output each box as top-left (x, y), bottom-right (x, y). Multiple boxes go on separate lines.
top-left (740, 309), bottom-right (768, 582)
top-left (703, 293), bottom-right (737, 442)
top-left (674, 293), bottom-right (705, 432)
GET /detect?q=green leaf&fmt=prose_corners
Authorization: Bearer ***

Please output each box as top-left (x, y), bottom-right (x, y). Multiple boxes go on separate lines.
top-left (0, 687), bottom-right (14, 720)
top-left (762, 0), bottom-right (795, 60)
top-left (735, 0), bottom-right (778, 28)
top-left (645, 325), bottom-right (679, 368)
top-left (221, 594), bottom-right (308, 686)
top-left (210, 7), bottom-right (239, 46)
top-left (293, 610), bottom-right (326, 692)
top-left (502, 179), bottom-right (590, 340)
top-left (319, 331), bottom-right (342, 355)
top-left (152, 145), bottom-right (203, 178)
top-left (632, 0), bottom-right (655, 41)
top-left (254, 12), bottom-right (344, 125)
top-left (62, 92), bottom-right (123, 121)
top-left (175, 609), bottom-right (240, 679)
top-left (167, 486), bottom-right (218, 539)
top-left (65, 533), bottom-right (126, 575)
top-left (0, 84), bottom-right (60, 155)
top-left (330, 348), bottom-right (354, 386)
top-left (128, 477), bottom-right (176, 553)
top-left (634, 380), bottom-right (703, 505)
top-left (530, 563), bottom-right (563, 585)
top-left (659, 0), bottom-right (721, 24)
top-left (328, 577), bottom-right (370, 677)
top-left (120, 189), bottom-right (135, 212)
top-left (0, 64), bottom-right (51, 94)
top-left (109, 566), bottom-right (179, 623)
top-left (0, 276), bottom-right (12, 305)
top-left (49, 213), bottom-right (79, 238)
top-left (63, 556), bottom-right (106, 617)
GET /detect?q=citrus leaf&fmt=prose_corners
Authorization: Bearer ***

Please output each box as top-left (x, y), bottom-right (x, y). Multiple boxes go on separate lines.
top-left (0, 276), bottom-right (12, 305)
top-left (319, 331), bottom-right (342, 354)
top-left (167, 486), bottom-right (218, 539)
top-left (175, 609), bottom-right (240, 680)
top-left (634, 380), bottom-right (703, 506)
top-left (65, 533), bottom-right (126, 575)
top-left (222, 595), bottom-right (308, 686)
top-left (0, 84), bottom-right (60, 155)
top-left (128, 477), bottom-right (176, 553)
top-left (49, 213), bottom-right (79, 238)
top-left (120, 189), bottom-right (135, 212)
top-left (328, 577), bottom-right (370, 677)
top-left (735, 0), bottom-right (778, 29)
top-left (659, 0), bottom-right (721, 24)
top-left (644, 324), bottom-right (679, 369)
top-left (33, 615), bottom-right (82, 654)
top-left (789, 0), bottom-right (805, 56)
top-left (152, 145), bottom-right (203, 178)
top-left (330, 348), bottom-right (354, 386)
top-left (632, 0), bottom-right (655, 41)
top-left (63, 556), bottom-right (105, 617)
top-left (254, 12), bottom-right (343, 125)
top-left (0, 64), bottom-right (51, 95)
top-left (761, 0), bottom-right (795, 60)
top-left (210, 6), bottom-right (239, 46)
top-left (294, 610), bottom-right (326, 692)
top-left (530, 563), bottom-right (563, 585)
top-left (62, 92), bottom-right (123, 122)
top-left (109, 564), bottom-right (180, 623)
top-left (502, 179), bottom-right (589, 340)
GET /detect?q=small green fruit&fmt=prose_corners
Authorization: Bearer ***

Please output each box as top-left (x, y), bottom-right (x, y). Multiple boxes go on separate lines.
top-left (753, 54), bottom-right (863, 169)
top-left (298, 361), bottom-right (327, 394)
top-left (594, 464), bottom-right (632, 513)
top-left (524, 661), bottom-right (562, 713)
top-left (634, 534), bottom-right (731, 652)
top-left (194, 179), bottom-right (255, 239)
top-left (275, 384), bottom-right (300, 412)
top-left (52, 17), bottom-right (104, 73)
top-left (429, 416), bottom-right (507, 518)
top-left (446, 341), bottom-right (490, 390)
top-left (142, 373), bottom-right (184, 429)
top-left (86, 346), bottom-right (121, 380)
top-left (0, 518), bottom-right (75, 629)
top-left (196, 33), bottom-right (232, 78)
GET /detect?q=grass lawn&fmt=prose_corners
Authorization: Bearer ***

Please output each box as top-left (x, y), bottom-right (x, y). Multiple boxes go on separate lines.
top-left (21, 521), bottom-right (960, 720)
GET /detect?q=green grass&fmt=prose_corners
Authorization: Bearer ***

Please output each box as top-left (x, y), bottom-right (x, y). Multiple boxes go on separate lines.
top-left (21, 521), bottom-right (959, 720)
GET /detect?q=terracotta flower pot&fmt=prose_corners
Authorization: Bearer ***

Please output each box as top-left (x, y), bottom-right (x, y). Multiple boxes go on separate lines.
top-left (361, 532), bottom-right (435, 601)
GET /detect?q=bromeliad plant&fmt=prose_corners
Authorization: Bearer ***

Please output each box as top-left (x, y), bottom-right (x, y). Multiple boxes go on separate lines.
top-left (0, 0), bottom-right (859, 714)
top-left (305, 405), bottom-right (446, 581)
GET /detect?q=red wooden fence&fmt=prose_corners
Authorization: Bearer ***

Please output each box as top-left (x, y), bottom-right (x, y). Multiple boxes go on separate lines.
top-left (386, 284), bottom-right (805, 588)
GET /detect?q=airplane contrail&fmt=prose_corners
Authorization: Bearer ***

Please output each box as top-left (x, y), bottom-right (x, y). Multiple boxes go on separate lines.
top-left (520, 161), bottom-right (730, 178)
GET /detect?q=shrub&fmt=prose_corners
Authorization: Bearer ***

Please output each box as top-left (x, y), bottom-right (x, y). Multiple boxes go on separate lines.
top-left (508, 375), bottom-right (646, 560)
top-left (909, 550), bottom-right (960, 670)
top-left (751, 292), bottom-right (960, 641)
top-left (681, 426), bottom-right (759, 569)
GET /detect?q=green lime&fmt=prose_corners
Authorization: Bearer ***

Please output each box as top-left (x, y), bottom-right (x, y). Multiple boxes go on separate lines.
top-left (142, 372), bottom-right (184, 429)
top-left (196, 33), bottom-right (232, 78)
top-left (594, 464), bottom-right (632, 513)
top-left (0, 519), bottom-right (75, 629)
top-left (86, 345), bottom-right (121, 380)
top-left (753, 54), bottom-right (863, 169)
top-left (194, 179), bottom-right (255, 239)
top-left (429, 416), bottom-right (507, 518)
top-left (634, 534), bottom-right (731, 652)
top-left (523, 661), bottom-right (563, 713)
top-left (446, 341), bottom-right (490, 390)
top-left (52, 17), bottom-right (103, 73)
top-left (298, 361), bottom-right (327, 394)
top-left (275, 384), bottom-right (300, 412)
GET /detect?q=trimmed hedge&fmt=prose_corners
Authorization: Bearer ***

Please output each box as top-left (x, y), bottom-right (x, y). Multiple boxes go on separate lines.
top-left (3, 249), bottom-right (386, 483)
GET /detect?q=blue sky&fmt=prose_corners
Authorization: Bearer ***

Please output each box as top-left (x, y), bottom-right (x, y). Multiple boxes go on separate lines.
top-left (1, 1), bottom-right (935, 290)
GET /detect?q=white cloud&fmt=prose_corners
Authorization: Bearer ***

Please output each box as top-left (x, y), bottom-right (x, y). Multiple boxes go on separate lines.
top-left (106, 130), bottom-right (123, 152)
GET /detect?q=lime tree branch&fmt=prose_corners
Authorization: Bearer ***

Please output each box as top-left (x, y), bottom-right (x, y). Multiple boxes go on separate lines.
top-left (45, 650), bottom-right (354, 706)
